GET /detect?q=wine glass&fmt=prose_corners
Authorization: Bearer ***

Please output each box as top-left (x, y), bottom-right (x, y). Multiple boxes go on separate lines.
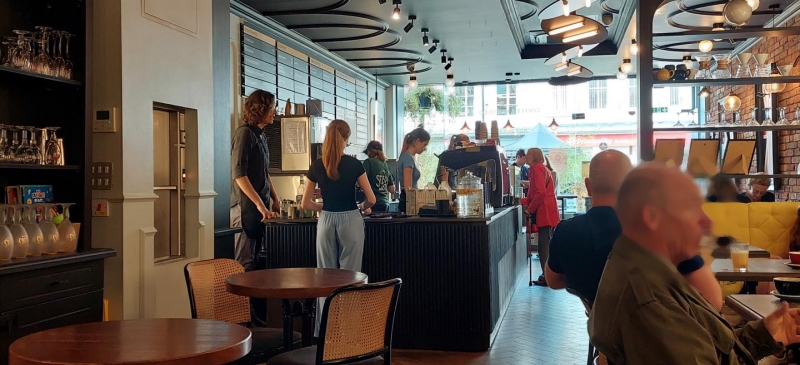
top-left (14, 127), bottom-right (36, 164)
top-left (44, 127), bottom-right (62, 165)
top-left (793, 107), bottom-right (800, 126)
top-left (704, 111), bottom-right (717, 127)
top-left (39, 204), bottom-right (59, 254)
top-left (0, 125), bottom-right (14, 163)
top-left (0, 205), bottom-right (13, 260)
top-left (9, 127), bottom-right (20, 163)
top-left (763, 107), bottom-right (775, 126)
top-left (57, 203), bottom-right (77, 252)
top-left (732, 111), bottom-right (742, 126)
top-left (776, 107), bottom-right (789, 126)
top-left (687, 110), bottom-right (698, 127)
top-left (21, 205), bottom-right (42, 256)
top-left (63, 33), bottom-right (73, 79)
top-left (8, 205), bottom-right (28, 259)
top-left (747, 107), bottom-right (761, 126)
top-left (51, 30), bottom-right (66, 78)
top-left (11, 30), bottom-right (31, 70)
top-left (33, 26), bottom-right (53, 76)
top-left (1, 41), bottom-right (14, 67)
top-left (26, 127), bottom-right (42, 164)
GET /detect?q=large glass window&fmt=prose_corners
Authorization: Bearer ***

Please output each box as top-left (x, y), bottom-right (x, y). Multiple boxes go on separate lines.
top-left (496, 84), bottom-right (516, 116)
top-left (589, 80), bottom-right (607, 109)
top-left (628, 79), bottom-right (637, 109)
top-left (454, 86), bottom-right (475, 117)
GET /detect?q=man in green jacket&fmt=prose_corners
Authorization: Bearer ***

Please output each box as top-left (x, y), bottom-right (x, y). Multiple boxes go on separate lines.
top-left (590, 163), bottom-right (800, 365)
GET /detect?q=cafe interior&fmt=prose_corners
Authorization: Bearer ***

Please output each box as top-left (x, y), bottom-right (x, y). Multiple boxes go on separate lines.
top-left (2, 0), bottom-right (800, 364)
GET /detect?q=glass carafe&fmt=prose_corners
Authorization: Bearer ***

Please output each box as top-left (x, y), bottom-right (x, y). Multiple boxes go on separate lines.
top-left (456, 172), bottom-right (484, 218)
top-left (713, 54), bottom-right (731, 79)
top-left (735, 53), bottom-right (753, 78)
top-left (776, 107), bottom-right (789, 126)
top-left (22, 205), bottom-right (42, 256)
top-left (696, 55), bottom-right (713, 79)
top-left (39, 204), bottom-right (59, 254)
top-left (747, 107), bottom-right (760, 126)
top-left (0, 206), bottom-right (13, 260)
top-left (44, 127), bottom-right (62, 165)
top-left (763, 107), bottom-right (775, 126)
top-left (57, 203), bottom-right (77, 252)
top-left (8, 205), bottom-right (28, 259)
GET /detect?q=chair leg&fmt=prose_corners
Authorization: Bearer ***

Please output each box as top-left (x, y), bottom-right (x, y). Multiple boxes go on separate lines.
top-left (587, 343), bottom-right (595, 365)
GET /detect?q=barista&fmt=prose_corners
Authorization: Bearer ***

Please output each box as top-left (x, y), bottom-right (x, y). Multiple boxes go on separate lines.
top-left (362, 141), bottom-right (395, 213)
top-left (398, 128), bottom-right (431, 212)
top-left (438, 134), bottom-right (470, 187)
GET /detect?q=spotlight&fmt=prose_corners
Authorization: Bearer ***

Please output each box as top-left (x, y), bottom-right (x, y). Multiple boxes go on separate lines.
top-left (441, 49), bottom-right (447, 64)
top-left (378, 0), bottom-right (386, 3)
top-left (446, 74), bottom-right (455, 87)
top-left (428, 40), bottom-right (439, 54)
top-left (392, 5), bottom-right (401, 19)
top-left (620, 59), bottom-right (633, 74)
top-left (421, 28), bottom-right (429, 46)
top-left (629, 39), bottom-right (638, 55)
top-left (697, 86), bottom-right (711, 98)
top-left (562, 0), bottom-right (570, 17)
top-left (577, 46), bottom-right (584, 58)
top-left (444, 57), bottom-right (454, 71)
top-left (616, 68), bottom-right (626, 79)
top-left (404, 15), bottom-right (416, 33)
top-left (408, 75), bottom-right (418, 88)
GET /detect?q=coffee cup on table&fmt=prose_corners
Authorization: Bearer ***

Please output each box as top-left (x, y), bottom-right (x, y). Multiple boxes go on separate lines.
top-left (790, 251), bottom-right (800, 264)
top-left (774, 277), bottom-right (800, 296)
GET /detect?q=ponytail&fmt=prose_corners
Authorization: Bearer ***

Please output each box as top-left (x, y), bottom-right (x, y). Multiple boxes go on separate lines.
top-left (322, 120), bottom-right (351, 180)
top-left (401, 127), bottom-right (431, 154)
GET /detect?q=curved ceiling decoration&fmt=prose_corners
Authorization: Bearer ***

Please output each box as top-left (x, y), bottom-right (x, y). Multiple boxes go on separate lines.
top-left (667, 0), bottom-right (776, 30)
top-left (600, 0), bottom-right (620, 14)
top-left (554, 61), bottom-right (594, 78)
top-left (548, 75), bottom-right (592, 86)
top-left (539, 0), bottom-right (592, 20)
top-left (515, 0), bottom-right (540, 20)
top-left (339, 48), bottom-right (435, 77)
top-left (274, 12), bottom-right (402, 51)
top-left (543, 43), bottom-right (598, 65)
top-left (258, 0), bottom-right (349, 15)
top-left (541, 15), bottom-right (609, 45)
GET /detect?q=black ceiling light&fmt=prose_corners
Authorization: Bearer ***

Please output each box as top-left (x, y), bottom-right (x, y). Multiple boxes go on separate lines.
top-left (441, 49), bottom-right (448, 64)
top-left (421, 28), bottom-right (429, 46)
top-left (392, 0), bottom-right (402, 20)
top-left (444, 57), bottom-right (454, 71)
top-left (378, 0), bottom-right (386, 3)
top-left (404, 15), bottom-right (416, 33)
top-left (428, 39), bottom-right (439, 54)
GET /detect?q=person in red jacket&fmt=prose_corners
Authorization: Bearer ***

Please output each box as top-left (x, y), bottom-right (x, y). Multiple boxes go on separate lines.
top-left (520, 147), bottom-right (560, 286)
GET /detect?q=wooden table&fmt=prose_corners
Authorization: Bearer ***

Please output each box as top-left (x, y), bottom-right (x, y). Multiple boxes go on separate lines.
top-left (712, 259), bottom-right (800, 281)
top-left (226, 268), bottom-right (368, 350)
top-left (726, 294), bottom-right (800, 362)
top-left (8, 318), bottom-right (251, 365)
top-left (748, 246), bottom-right (770, 259)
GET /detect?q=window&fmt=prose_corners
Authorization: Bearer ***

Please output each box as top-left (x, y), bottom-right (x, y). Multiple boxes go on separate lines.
top-left (453, 86), bottom-right (475, 116)
top-left (554, 85), bottom-right (568, 110)
top-left (670, 87), bottom-right (681, 106)
top-left (496, 84), bottom-right (516, 116)
top-left (628, 79), bottom-right (637, 109)
top-left (589, 80), bottom-right (607, 109)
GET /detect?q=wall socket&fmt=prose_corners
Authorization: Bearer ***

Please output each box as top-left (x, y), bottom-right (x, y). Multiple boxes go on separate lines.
top-left (91, 162), bottom-right (113, 190)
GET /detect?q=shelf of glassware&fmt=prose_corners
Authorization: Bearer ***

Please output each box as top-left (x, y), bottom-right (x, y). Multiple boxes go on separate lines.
top-left (0, 163), bottom-right (80, 170)
top-left (654, 124), bottom-right (800, 133)
top-left (653, 75), bottom-right (800, 87)
top-left (0, 65), bottom-right (81, 86)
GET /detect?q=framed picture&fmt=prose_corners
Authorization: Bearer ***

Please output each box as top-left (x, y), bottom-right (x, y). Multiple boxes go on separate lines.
top-left (654, 138), bottom-right (686, 167)
top-left (721, 139), bottom-right (756, 175)
top-left (687, 139), bottom-right (720, 177)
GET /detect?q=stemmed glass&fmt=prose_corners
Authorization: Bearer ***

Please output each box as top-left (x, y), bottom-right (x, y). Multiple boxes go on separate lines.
top-left (0, 125), bottom-right (14, 163)
top-left (1, 41), bottom-right (13, 67)
top-left (8, 206), bottom-right (28, 259)
top-left (673, 111), bottom-right (684, 127)
top-left (43, 127), bottom-right (62, 165)
top-left (9, 127), bottom-right (20, 163)
top-left (39, 204), bottom-right (59, 254)
top-left (747, 107), bottom-right (761, 126)
top-left (22, 205), bottom-right (42, 256)
top-left (732, 111), bottom-right (743, 126)
top-left (763, 107), bottom-right (775, 126)
top-left (33, 26), bottom-right (53, 76)
top-left (11, 30), bottom-right (32, 70)
top-left (62, 33), bottom-right (73, 79)
top-left (793, 107), bottom-right (800, 126)
top-left (25, 127), bottom-right (42, 164)
top-left (776, 107), bottom-right (789, 126)
top-left (51, 30), bottom-right (66, 78)
top-left (687, 110), bottom-right (698, 127)
top-left (14, 127), bottom-right (36, 164)
top-left (0, 206), bottom-right (13, 260)
top-left (56, 203), bottom-right (77, 252)
top-left (704, 111), bottom-right (717, 127)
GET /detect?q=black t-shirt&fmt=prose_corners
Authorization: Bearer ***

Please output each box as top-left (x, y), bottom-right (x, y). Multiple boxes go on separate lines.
top-left (737, 192), bottom-right (776, 202)
top-left (548, 206), bottom-right (705, 305)
top-left (230, 125), bottom-right (270, 207)
top-left (308, 155), bottom-right (366, 212)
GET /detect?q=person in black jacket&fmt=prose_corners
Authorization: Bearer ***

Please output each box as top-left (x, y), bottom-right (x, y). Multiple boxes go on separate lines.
top-left (230, 90), bottom-right (280, 272)
top-left (741, 173), bottom-right (776, 202)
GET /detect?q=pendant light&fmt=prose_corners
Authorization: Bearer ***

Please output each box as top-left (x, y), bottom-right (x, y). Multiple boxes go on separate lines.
top-left (723, 0), bottom-right (753, 27)
top-left (620, 59), bottom-right (633, 74)
top-left (548, 117), bottom-right (559, 132)
top-left (563, 30), bottom-right (598, 43)
top-left (460, 122), bottom-right (471, 133)
top-left (548, 21), bottom-right (584, 36)
top-left (697, 86), bottom-right (711, 98)
top-left (503, 120), bottom-right (515, 132)
top-left (408, 75), bottom-right (418, 88)
top-left (765, 62), bottom-right (786, 93)
top-left (616, 68), bottom-right (626, 79)
top-left (629, 39), bottom-right (638, 55)
top-left (698, 40), bottom-right (714, 53)
top-left (746, 0), bottom-right (759, 10)
top-left (723, 93), bottom-right (742, 111)
top-left (561, 0), bottom-right (569, 17)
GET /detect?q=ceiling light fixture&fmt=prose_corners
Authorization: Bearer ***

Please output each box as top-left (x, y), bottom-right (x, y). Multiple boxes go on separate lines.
top-left (444, 57), bottom-right (454, 71)
top-left (629, 39), bottom-right (638, 55)
top-left (549, 117), bottom-right (559, 132)
top-left (548, 21), bottom-right (584, 36)
top-left (697, 86), bottom-right (711, 98)
top-left (723, 0), bottom-right (753, 27)
top-left (577, 46), bottom-right (584, 58)
top-left (428, 40), bottom-right (439, 54)
top-left (408, 75), bottom-right (418, 88)
top-left (746, 0), bottom-right (759, 10)
top-left (698, 40), bottom-right (713, 53)
top-left (446, 74), bottom-right (456, 87)
top-left (562, 0), bottom-right (570, 17)
top-left (567, 66), bottom-right (582, 76)
top-left (712, 22), bottom-right (725, 41)
top-left (620, 58), bottom-right (633, 74)
top-left (392, 0), bottom-right (402, 20)
top-left (404, 15), bottom-right (416, 33)
top-left (560, 52), bottom-right (567, 63)
top-left (766, 62), bottom-right (786, 93)
top-left (682, 55), bottom-right (694, 69)
top-left (460, 122), bottom-right (471, 133)
top-left (378, 0), bottom-right (386, 4)
top-left (555, 61), bottom-right (570, 72)
top-left (441, 49), bottom-right (448, 64)
top-left (504, 120), bottom-right (515, 132)
top-left (616, 68), bottom-right (626, 79)
top-left (563, 29), bottom-right (598, 43)
top-left (585, 0), bottom-right (592, 8)
top-left (723, 93), bottom-right (742, 111)
top-left (421, 28), bottom-right (429, 46)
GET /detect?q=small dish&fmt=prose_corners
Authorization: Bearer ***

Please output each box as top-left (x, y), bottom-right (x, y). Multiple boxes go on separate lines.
top-left (771, 290), bottom-right (800, 302)
top-left (785, 262), bottom-right (800, 269)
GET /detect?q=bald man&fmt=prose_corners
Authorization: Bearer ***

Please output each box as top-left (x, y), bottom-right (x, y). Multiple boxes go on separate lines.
top-left (589, 164), bottom-right (800, 365)
top-left (545, 151), bottom-right (719, 310)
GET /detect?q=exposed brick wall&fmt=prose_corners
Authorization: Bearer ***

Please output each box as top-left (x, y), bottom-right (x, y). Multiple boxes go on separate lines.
top-left (705, 14), bottom-right (800, 200)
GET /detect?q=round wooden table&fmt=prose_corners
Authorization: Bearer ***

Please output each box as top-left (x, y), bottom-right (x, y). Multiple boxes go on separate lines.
top-left (226, 268), bottom-right (368, 350)
top-left (8, 318), bottom-right (252, 365)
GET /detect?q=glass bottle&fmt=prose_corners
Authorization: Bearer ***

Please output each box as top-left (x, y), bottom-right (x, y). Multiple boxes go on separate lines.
top-left (0, 205), bottom-right (13, 260)
top-left (57, 203), bottom-right (77, 252)
top-left (22, 205), bottom-right (42, 256)
top-left (39, 204), bottom-right (59, 254)
top-left (8, 205), bottom-right (28, 259)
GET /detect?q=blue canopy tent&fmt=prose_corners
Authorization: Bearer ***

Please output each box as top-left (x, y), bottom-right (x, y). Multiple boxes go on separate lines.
top-left (503, 123), bottom-right (568, 151)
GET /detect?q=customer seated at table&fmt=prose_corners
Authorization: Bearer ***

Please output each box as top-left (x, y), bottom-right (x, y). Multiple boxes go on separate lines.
top-left (790, 205), bottom-right (800, 252)
top-left (545, 151), bottom-right (721, 310)
top-left (706, 173), bottom-right (750, 203)
top-left (741, 173), bottom-right (776, 202)
top-left (589, 163), bottom-right (799, 365)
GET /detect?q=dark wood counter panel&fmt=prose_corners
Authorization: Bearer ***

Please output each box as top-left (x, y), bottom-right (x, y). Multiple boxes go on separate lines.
top-left (260, 206), bottom-right (526, 351)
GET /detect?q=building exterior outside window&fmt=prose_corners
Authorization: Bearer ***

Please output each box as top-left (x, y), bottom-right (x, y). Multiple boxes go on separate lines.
top-left (589, 80), bottom-right (607, 110)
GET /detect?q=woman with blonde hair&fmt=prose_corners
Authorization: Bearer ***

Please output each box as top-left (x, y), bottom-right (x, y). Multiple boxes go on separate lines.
top-left (706, 174), bottom-right (749, 203)
top-left (520, 147), bottom-right (560, 286)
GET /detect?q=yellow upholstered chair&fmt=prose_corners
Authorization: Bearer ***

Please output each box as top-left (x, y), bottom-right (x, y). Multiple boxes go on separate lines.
top-left (747, 202), bottom-right (800, 257)
top-left (703, 203), bottom-right (751, 244)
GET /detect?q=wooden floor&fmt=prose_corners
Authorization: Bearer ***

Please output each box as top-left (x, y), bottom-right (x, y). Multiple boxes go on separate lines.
top-left (393, 262), bottom-right (589, 365)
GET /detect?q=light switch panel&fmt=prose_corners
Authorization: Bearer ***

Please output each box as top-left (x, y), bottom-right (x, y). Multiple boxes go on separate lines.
top-left (91, 162), bottom-right (113, 190)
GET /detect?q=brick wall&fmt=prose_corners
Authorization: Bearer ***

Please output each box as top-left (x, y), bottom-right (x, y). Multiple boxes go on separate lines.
top-left (705, 14), bottom-right (800, 200)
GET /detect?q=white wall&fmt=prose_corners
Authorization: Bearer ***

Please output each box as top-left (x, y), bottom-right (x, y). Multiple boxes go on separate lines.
top-left (93, 0), bottom-right (215, 320)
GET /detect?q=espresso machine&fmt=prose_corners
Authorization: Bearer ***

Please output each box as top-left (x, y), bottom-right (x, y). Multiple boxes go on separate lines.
top-left (436, 145), bottom-right (511, 208)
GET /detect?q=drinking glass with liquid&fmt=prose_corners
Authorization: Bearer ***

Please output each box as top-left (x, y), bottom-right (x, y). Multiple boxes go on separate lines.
top-left (730, 243), bottom-right (749, 272)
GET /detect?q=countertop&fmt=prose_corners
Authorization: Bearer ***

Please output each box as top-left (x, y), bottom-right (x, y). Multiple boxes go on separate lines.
top-left (265, 206), bottom-right (519, 225)
top-left (0, 248), bottom-right (117, 275)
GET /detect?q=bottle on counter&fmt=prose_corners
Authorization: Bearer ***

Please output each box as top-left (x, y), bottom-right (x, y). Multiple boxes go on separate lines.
top-left (296, 177), bottom-right (305, 204)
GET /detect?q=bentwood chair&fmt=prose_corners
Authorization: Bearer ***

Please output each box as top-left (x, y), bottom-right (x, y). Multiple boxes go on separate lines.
top-left (184, 259), bottom-right (301, 364)
top-left (267, 278), bottom-right (403, 365)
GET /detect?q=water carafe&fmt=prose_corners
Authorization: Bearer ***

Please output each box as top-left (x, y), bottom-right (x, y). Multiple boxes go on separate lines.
top-left (456, 172), bottom-right (484, 218)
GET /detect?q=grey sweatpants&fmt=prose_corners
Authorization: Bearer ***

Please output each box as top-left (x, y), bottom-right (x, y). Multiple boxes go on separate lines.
top-left (315, 209), bottom-right (365, 335)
